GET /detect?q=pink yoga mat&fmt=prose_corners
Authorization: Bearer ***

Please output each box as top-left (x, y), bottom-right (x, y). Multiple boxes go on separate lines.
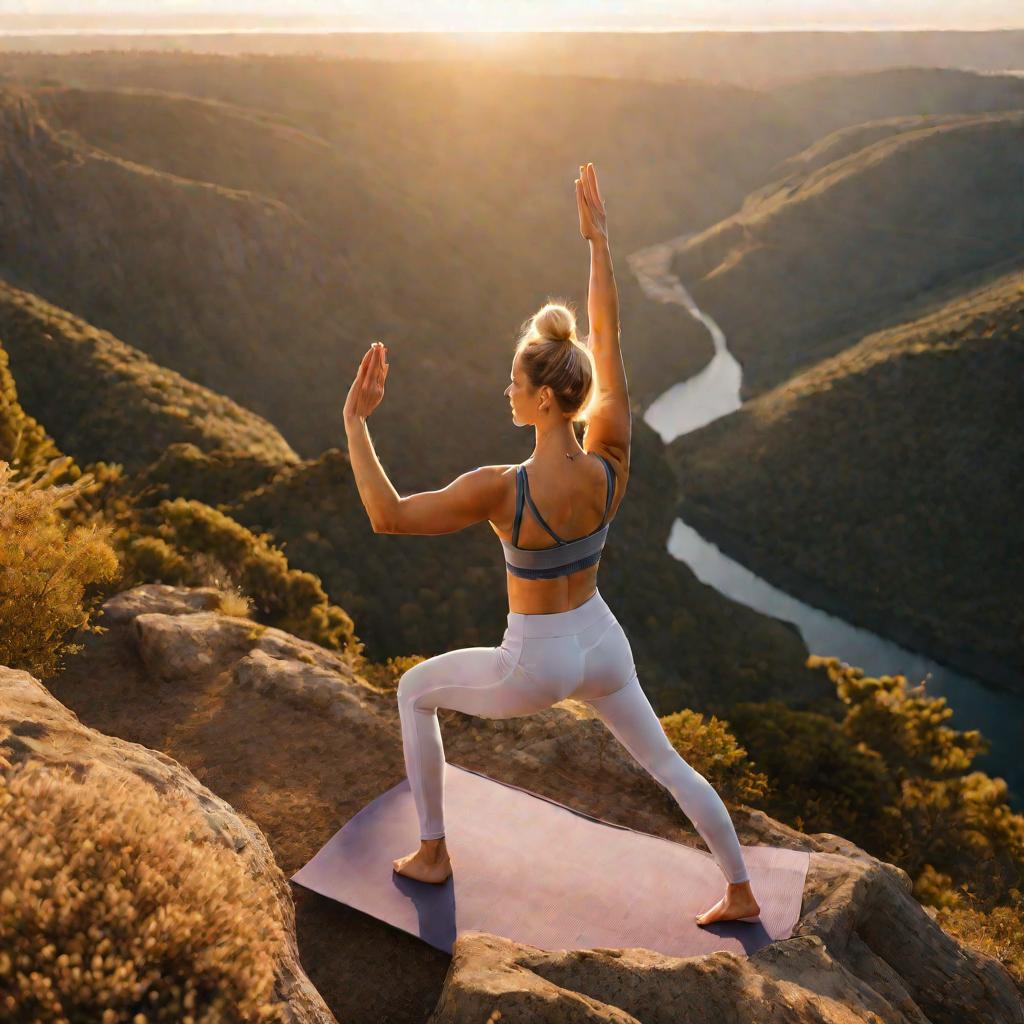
top-left (291, 763), bottom-right (809, 958)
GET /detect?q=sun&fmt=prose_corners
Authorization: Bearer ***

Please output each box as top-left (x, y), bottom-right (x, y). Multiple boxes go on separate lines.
top-left (405, 2), bottom-right (535, 33)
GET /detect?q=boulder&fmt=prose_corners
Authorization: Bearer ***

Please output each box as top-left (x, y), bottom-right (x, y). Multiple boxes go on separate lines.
top-left (132, 610), bottom-right (256, 683)
top-left (97, 581), bottom-right (224, 625)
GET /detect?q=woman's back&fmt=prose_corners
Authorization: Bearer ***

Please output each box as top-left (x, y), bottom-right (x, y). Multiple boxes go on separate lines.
top-left (492, 446), bottom-right (627, 614)
top-left (516, 451), bottom-right (619, 547)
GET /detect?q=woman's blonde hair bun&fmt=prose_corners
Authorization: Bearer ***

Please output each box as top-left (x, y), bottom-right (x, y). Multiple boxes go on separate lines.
top-left (532, 302), bottom-right (577, 344)
top-left (514, 298), bottom-right (597, 423)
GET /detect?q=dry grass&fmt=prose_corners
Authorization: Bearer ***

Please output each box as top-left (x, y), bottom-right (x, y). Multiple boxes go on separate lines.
top-left (213, 587), bottom-right (254, 620)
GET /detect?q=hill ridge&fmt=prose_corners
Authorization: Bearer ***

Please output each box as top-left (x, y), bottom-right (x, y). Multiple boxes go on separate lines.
top-left (0, 276), bottom-right (300, 470)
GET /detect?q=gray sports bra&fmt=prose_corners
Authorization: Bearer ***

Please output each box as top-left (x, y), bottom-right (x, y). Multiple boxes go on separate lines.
top-left (500, 455), bottom-right (616, 580)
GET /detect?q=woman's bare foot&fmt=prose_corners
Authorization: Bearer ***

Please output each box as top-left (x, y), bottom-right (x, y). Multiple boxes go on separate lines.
top-left (695, 880), bottom-right (760, 926)
top-left (392, 837), bottom-right (453, 883)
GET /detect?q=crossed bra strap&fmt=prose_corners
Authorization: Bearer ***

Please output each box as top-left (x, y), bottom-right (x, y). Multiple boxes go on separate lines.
top-left (512, 455), bottom-right (615, 547)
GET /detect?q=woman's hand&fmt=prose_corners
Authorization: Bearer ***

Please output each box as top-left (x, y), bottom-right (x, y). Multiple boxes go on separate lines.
top-left (344, 340), bottom-right (389, 424)
top-left (575, 161), bottom-right (608, 243)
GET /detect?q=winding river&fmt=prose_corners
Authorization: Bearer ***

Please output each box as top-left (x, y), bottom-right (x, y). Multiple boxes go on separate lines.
top-left (627, 232), bottom-right (1024, 810)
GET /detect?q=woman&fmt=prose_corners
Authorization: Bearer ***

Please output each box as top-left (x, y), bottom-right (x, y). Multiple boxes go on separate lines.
top-left (343, 162), bottom-right (760, 926)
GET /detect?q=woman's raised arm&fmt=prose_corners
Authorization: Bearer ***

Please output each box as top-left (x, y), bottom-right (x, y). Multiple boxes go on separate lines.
top-left (576, 163), bottom-right (630, 462)
top-left (577, 163), bottom-right (619, 347)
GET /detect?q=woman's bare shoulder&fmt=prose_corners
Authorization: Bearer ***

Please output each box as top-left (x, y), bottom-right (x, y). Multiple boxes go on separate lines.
top-left (585, 442), bottom-right (629, 478)
top-left (585, 443), bottom-right (629, 513)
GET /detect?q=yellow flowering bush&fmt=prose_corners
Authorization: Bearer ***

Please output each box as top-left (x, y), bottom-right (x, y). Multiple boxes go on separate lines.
top-left (0, 759), bottom-right (287, 1023)
top-left (660, 707), bottom-right (770, 805)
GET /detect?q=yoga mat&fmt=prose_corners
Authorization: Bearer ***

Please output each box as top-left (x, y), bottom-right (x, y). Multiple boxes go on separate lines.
top-left (291, 763), bottom-right (810, 959)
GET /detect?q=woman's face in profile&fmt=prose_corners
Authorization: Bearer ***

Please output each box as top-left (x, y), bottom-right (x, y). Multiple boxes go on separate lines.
top-left (506, 353), bottom-right (529, 425)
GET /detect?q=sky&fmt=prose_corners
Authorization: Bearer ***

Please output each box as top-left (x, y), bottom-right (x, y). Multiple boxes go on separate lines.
top-left (4, 1), bottom-right (1023, 32)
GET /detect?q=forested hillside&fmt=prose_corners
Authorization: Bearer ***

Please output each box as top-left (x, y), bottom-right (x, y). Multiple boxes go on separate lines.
top-left (670, 268), bottom-right (1024, 691)
top-left (670, 110), bottom-right (1024, 397)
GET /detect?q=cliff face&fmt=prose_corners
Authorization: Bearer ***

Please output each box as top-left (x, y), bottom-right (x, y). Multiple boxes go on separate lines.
top-left (5, 584), bottom-right (1023, 1023)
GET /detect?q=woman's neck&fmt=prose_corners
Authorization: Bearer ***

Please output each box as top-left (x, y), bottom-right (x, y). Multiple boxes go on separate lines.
top-left (532, 422), bottom-right (584, 462)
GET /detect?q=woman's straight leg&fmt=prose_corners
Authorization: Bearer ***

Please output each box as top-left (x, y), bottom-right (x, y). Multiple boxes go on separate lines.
top-left (585, 673), bottom-right (751, 884)
top-left (396, 639), bottom-right (555, 840)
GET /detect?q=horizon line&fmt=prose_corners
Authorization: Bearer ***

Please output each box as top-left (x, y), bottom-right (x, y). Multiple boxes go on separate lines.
top-left (3, 25), bottom-right (1024, 35)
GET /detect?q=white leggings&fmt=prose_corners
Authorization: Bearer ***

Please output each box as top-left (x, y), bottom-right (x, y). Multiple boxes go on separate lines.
top-left (396, 589), bottom-right (751, 884)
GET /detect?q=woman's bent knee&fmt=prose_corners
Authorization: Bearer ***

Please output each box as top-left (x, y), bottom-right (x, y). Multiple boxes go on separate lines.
top-left (396, 663), bottom-right (430, 708)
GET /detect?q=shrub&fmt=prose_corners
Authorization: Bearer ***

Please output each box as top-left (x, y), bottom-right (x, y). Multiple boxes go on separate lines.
top-left (116, 498), bottom-right (359, 655)
top-left (720, 698), bottom-right (895, 838)
top-left (0, 460), bottom-right (121, 678)
top-left (0, 758), bottom-right (286, 1023)
top-left (660, 707), bottom-right (770, 805)
top-left (725, 655), bottom-right (1024, 963)
top-left (0, 343), bottom-right (63, 476)
top-left (916, 866), bottom-right (1024, 986)
top-left (819, 655), bottom-right (1024, 902)
top-left (360, 653), bottom-right (425, 693)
